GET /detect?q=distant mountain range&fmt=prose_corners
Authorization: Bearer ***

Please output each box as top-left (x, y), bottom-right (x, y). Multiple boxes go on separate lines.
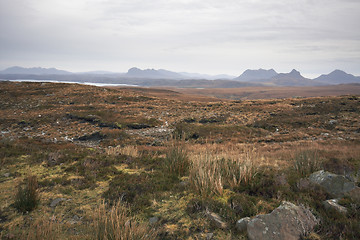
top-left (0, 66), bottom-right (72, 75)
top-left (233, 68), bottom-right (360, 86)
top-left (126, 67), bottom-right (183, 79)
top-left (314, 70), bottom-right (360, 84)
top-left (0, 66), bottom-right (235, 80)
top-left (270, 69), bottom-right (324, 86)
top-left (1, 66), bottom-right (359, 87)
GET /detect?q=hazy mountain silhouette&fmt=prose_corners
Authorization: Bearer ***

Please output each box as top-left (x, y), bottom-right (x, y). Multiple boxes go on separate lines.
top-left (179, 72), bottom-right (235, 80)
top-left (314, 70), bottom-right (360, 84)
top-left (78, 70), bottom-right (120, 75)
top-left (234, 68), bottom-right (278, 81)
top-left (0, 66), bottom-right (71, 75)
top-left (126, 67), bottom-right (183, 79)
top-left (270, 69), bottom-right (324, 86)
top-left (1, 66), bottom-right (360, 87)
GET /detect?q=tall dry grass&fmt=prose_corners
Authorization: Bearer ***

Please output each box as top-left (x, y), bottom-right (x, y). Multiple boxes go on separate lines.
top-left (106, 145), bottom-right (139, 158)
top-left (188, 144), bottom-right (261, 198)
top-left (293, 148), bottom-right (322, 177)
top-left (164, 142), bottom-right (190, 177)
top-left (14, 174), bottom-right (39, 213)
top-left (93, 201), bottom-right (157, 240)
top-left (21, 216), bottom-right (61, 240)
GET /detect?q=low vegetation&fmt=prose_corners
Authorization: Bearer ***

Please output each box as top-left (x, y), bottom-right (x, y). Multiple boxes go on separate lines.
top-left (0, 82), bottom-right (359, 239)
top-left (13, 175), bottom-right (40, 213)
top-left (93, 201), bottom-right (158, 240)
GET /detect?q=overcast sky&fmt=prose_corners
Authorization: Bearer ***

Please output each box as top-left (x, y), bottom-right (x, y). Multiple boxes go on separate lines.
top-left (0, 0), bottom-right (359, 77)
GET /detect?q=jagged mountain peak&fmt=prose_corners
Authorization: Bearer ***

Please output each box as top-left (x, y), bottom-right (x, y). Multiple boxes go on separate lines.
top-left (235, 68), bottom-right (278, 81)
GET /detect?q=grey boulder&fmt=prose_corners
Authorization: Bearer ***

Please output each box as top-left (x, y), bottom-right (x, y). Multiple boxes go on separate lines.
top-left (309, 170), bottom-right (356, 198)
top-left (247, 201), bottom-right (318, 240)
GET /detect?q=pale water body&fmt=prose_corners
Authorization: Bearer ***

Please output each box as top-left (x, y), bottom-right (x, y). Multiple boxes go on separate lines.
top-left (1, 79), bottom-right (138, 87)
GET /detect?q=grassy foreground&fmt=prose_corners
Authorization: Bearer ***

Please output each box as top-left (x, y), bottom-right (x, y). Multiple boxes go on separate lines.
top-left (0, 82), bottom-right (359, 239)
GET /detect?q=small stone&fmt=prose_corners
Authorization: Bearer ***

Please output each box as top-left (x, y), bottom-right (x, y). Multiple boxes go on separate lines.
top-left (206, 232), bottom-right (214, 240)
top-left (50, 198), bottom-right (66, 207)
top-left (179, 181), bottom-right (189, 187)
top-left (68, 215), bottom-right (82, 225)
top-left (206, 211), bottom-right (227, 229)
top-left (149, 216), bottom-right (159, 225)
top-left (4, 173), bottom-right (10, 177)
top-left (323, 199), bottom-right (347, 214)
top-left (236, 217), bottom-right (250, 232)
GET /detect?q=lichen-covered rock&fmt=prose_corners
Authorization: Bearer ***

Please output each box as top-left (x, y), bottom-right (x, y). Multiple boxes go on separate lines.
top-left (309, 170), bottom-right (356, 198)
top-left (247, 201), bottom-right (318, 240)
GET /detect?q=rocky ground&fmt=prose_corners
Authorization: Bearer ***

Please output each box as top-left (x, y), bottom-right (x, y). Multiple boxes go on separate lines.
top-left (0, 81), bottom-right (359, 239)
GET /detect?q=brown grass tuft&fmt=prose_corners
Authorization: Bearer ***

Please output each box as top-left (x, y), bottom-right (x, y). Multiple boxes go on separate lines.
top-left (188, 145), bottom-right (260, 198)
top-left (106, 145), bottom-right (139, 158)
top-left (164, 142), bottom-right (190, 177)
top-left (14, 174), bottom-right (40, 213)
top-left (21, 215), bottom-right (61, 240)
top-left (93, 201), bottom-right (157, 240)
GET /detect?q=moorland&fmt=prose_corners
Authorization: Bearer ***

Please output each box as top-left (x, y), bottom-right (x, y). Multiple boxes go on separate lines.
top-left (0, 81), bottom-right (359, 239)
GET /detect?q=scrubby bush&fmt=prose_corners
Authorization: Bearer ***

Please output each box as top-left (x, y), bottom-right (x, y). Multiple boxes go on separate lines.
top-left (14, 175), bottom-right (39, 213)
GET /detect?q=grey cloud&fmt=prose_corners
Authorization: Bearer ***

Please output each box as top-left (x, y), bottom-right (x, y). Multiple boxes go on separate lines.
top-left (0, 0), bottom-right (359, 75)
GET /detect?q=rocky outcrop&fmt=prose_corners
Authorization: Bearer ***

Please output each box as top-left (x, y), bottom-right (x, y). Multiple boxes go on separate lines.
top-left (309, 170), bottom-right (356, 198)
top-left (245, 201), bottom-right (318, 240)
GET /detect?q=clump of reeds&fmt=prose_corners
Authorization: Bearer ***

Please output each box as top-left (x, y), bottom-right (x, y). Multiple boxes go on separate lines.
top-left (293, 149), bottom-right (322, 177)
top-left (189, 147), bottom-right (259, 198)
top-left (21, 215), bottom-right (61, 240)
top-left (14, 174), bottom-right (40, 213)
top-left (93, 201), bottom-right (157, 240)
top-left (106, 145), bottom-right (139, 158)
top-left (164, 142), bottom-right (190, 177)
